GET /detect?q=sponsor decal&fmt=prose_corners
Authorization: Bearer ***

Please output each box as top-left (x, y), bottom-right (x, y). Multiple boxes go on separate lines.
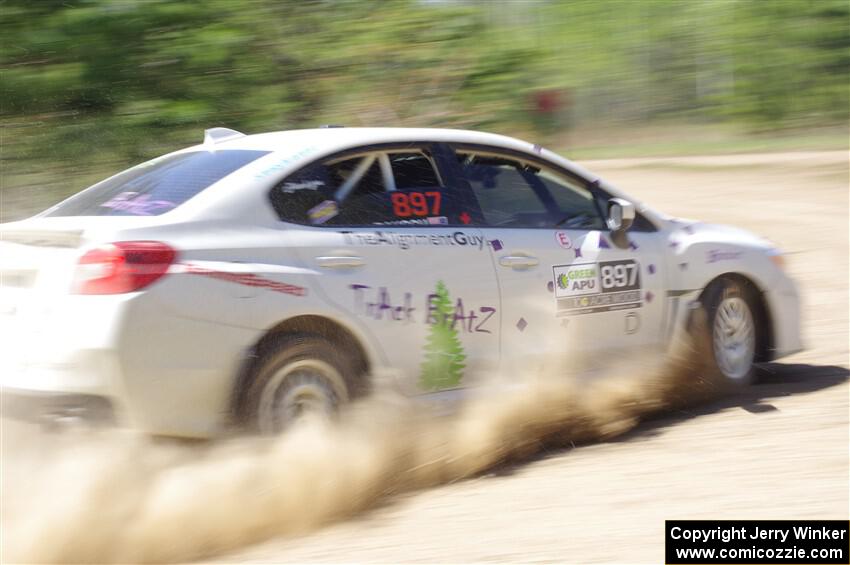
top-left (490, 239), bottom-right (504, 251)
top-left (340, 230), bottom-right (488, 251)
top-left (253, 146), bottom-right (317, 180)
top-left (308, 200), bottom-right (339, 224)
top-left (100, 192), bottom-right (176, 215)
top-left (599, 236), bottom-right (611, 249)
top-left (349, 283), bottom-right (496, 334)
top-left (459, 211), bottom-right (472, 225)
top-left (349, 282), bottom-right (496, 392)
top-left (370, 216), bottom-right (448, 227)
top-left (373, 218), bottom-right (433, 226)
top-left (554, 263), bottom-right (599, 297)
top-left (184, 264), bottom-right (307, 297)
top-left (706, 249), bottom-right (743, 263)
top-left (553, 259), bottom-right (642, 315)
top-left (554, 231), bottom-right (573, 249)
top-left (281, 180), bottom-right (324, 193)
top-left (420, 281), bottom-right (467, 391)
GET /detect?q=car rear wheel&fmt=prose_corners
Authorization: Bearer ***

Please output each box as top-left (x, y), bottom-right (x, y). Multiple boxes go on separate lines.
top-left (698, 277), bottom-right (759, 387)
top-left (240, 335), bottom-right (352, 434)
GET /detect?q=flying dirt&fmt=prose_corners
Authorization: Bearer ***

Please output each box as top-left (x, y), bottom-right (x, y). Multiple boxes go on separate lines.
top-left (2, 151), bottom-right (847, 564)
top-left (2, 342), bottom-right (711, 563)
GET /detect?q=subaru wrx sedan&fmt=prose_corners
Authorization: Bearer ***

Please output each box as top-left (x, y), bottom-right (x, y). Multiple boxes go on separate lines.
top-left (0, 127), bottom-right (802, 436)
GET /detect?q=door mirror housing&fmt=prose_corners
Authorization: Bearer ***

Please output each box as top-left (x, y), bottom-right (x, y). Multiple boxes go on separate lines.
top-left (607, 198), bottom-right (635, 233)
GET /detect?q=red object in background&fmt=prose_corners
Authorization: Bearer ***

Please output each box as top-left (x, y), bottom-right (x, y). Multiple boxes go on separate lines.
top-left (533, 90), bottom-right (561, 114)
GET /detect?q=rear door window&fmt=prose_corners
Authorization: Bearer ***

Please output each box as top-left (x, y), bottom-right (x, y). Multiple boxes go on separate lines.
top-left (46, 150), bottom-right (270, 216)
top-left (269, 149), bottom-right (459, 226)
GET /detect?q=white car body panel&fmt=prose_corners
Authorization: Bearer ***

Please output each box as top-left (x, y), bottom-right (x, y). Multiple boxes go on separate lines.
top-left (283, 225), bottom-right (501, 394)
top-left (481, 226), bottom-right (668, 372)
top-left (0, 127), bottom-right (803, 437)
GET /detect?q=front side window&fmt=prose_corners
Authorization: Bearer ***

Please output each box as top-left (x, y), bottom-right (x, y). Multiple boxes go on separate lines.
top-left (454, 150), bottom-right (605, 230)
top-left (46, 150), bottom-right (270, 217)
top-left (269, 148), bottom-right (457, 226)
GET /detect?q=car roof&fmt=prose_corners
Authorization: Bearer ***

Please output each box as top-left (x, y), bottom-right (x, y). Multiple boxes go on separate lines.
top-left (189, 126), bottom-right (599, 190)
top-left (194, 127), bottom-right (538, 155)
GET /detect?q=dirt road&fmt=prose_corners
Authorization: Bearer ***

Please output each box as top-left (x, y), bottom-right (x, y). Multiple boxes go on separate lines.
top-left (224, 151), bottom-right (849, 563)
top-left (2, 151), bottom-right (847, 564)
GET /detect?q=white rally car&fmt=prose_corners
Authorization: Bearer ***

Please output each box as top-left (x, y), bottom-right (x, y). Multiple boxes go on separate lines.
top-left (0, 127), bottom-right (802, 437)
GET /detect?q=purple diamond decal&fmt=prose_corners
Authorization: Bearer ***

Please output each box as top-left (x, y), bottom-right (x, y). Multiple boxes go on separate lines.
top-left (516, 317), bottom-right (528, 332)
top-left (547, 281), bottom-right (554, 292)
top-left (599, 236), bottom-right (611, 249)
top-left (645, 291), bottom-right (654, 303)
top-left (628, 240), bottom-right (638, 251)
top-left (574, 247), bottom-right (583, 258)
top-left (648, 264), bottom-right (656, 275)
top-left (490, 239), bottom-right (503, 251)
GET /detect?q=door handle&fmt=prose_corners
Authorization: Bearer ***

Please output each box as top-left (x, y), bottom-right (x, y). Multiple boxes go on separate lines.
top-left (498, 255), bottom-right (539, 269)
top-left (316, 256), bottom-right (365, 269)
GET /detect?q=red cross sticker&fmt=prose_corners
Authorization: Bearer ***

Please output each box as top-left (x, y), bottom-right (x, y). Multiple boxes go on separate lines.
top-left (459, 211), bottom-right (471, 225)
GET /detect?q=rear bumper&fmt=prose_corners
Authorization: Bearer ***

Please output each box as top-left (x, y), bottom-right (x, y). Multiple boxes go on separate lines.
top-left (1, 291), bottom-right (261, 438)
top-left (1, 345), bottom-right (129, 429)
top-left (1, 388), bottom-right (115, 427)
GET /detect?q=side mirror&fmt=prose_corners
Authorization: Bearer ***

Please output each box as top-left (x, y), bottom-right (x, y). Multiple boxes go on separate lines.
top-left (607, 198), bottom-right (635, 233)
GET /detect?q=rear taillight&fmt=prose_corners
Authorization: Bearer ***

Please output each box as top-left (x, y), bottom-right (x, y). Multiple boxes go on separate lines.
top-left (73, 241), bottom-right (177, 294)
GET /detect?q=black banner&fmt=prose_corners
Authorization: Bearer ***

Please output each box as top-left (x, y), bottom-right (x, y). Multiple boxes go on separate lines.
top-left (666, 520), bottom-right (849, 564)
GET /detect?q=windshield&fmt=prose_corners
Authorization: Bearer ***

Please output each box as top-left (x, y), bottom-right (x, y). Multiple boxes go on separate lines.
top-left (45, 149), bottom-right (270, 217)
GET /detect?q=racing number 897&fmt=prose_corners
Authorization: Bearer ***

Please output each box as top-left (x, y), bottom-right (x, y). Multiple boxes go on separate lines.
top-left (600, 261), bottom-right (639, 290)
top-left (390, 191), bottom-right (441, 218)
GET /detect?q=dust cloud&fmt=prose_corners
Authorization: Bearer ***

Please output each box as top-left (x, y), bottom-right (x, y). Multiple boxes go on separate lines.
top-left (1, 313), bottom-right (724, 564)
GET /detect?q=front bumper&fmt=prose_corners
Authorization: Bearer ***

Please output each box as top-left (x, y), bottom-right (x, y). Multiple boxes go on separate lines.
top-left (764, 273), bottom-right (804, 360)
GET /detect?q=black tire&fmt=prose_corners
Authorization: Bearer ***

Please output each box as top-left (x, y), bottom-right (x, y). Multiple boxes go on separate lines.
top-left (696, 276), bottom-right (761, 388)
top-left (238, 335), bottom-right (354, 434)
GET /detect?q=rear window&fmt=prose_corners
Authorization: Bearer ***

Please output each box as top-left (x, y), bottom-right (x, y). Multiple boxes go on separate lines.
top-left (46, 150), bottom-right (270, 216)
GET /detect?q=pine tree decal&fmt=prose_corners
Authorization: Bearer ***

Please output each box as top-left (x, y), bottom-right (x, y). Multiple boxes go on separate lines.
top-left (419, 280), bottom-right (467, 391)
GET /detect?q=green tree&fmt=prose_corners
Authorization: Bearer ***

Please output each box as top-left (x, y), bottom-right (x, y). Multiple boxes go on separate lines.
top-left (419, 281), bottom-right (466, 391)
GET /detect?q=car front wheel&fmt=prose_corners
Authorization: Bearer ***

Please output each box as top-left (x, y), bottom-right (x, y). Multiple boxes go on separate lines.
top-left (700, 277), bottom-right (759, 387)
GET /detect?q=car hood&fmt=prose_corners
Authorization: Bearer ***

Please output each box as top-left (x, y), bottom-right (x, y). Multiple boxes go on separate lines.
top-left (665, 217), bottom-right (775, 251)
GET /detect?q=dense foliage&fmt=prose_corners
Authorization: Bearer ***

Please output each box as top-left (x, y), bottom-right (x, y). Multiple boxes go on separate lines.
top-left (1, 0), bottom-right (847, 217)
